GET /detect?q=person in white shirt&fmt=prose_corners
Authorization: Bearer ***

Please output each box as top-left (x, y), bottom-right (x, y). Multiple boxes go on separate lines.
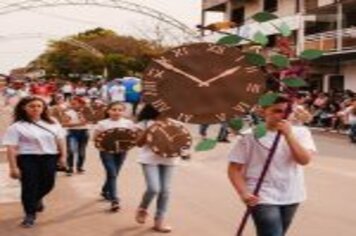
top-left (74, 83), bottom-right (87, 97)
top-left (93, 102), bottom-right (135, 212)
top-left (134, 104), bottom-right (185, 233)
top-left (61, 82), bottom-right (73, 101)
top-left (109, 80), bottom-right (126, 102)
top-left (61, 96), bottom-right (89, 175)
top-left (228, 96), bottom-right (317, 236)
top-left (100, 82), bottom-right (110, 102)
top-left (342, 98), bottom-right (356, 142)
top-left (87, 85), bottom-right (100, 102)
top-left (2, 96), bottom-right (66, 228)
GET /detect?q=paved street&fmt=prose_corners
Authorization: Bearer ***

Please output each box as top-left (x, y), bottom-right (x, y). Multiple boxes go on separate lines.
top-left (0, 125), bottom-right (356, 236)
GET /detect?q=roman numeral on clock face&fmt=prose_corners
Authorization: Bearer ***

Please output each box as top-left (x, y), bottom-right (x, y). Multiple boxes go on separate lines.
top-left (246, 83), bottom-right (262, 94)
top-left (155, 56), bottom-right (171, 65)
top-left (235, 56), bottom-right (245, 63)
top-left (152, 99), bottom-right (171, 113)
top-left (207, 44), bottom-right (226, 55)
top-left (143, 81), bottom-right (158, 97)
top-left (245, 66), bottom-right (260, 74)
top-left (172, 47), bottom-right (189, 58)
top-left (147, 68), bottom-right (164, 79)
top-left (232, 102), bottom-right (251, 113)
top-left (177, 113), bottom-right (194, 123)
top-left (215, 113), bottom-right (227, 122)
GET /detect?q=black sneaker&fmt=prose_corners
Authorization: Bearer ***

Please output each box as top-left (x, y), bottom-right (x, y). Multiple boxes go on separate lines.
top-left (36, 200), bottom-right (45, 213)
top-left (66, 168), bottom-right (73, 176)
top-left (110, 200), bottom-right (120, 212)
top-left (21, 215), bottom-right (36, 228)
top-left (218, 138), bottom-right (230, 143)
top-left (100, 192), bottom-right (110, 201)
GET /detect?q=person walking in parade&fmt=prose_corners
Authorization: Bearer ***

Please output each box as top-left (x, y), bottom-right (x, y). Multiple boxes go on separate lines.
top-left (62, 96), bottom-right (89, 176)
top-left (93, 102), bottom-right (136, 212)
top-left (134, 104), bottom-right (184, 233)
top-left (2, 96), bottom-right (66, 228)
top-left (228, 96), bottom-right (317, 236)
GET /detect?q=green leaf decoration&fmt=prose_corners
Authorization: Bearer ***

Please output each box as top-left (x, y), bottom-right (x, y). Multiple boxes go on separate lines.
top-left (282, 77), bottom-right (307, 87)
top-left (217, 35), bottom-right (244, 45)
top-left (253, 31), bottom-right (269, 46)
top-left (252, 12), bottom-right (278, 23)
top-left (258, 92), bottom-right (279, 107)
top-left (246, 52), bottom-right (266, 67)
top-left (228, 118), bottom-right (244, 132)
top-left (195, 138), bottom-right (218, 152)
top-left (271, 54), bottom-right (290, 68)
top-left (254, 122), bottom-right (267, 139)
top-left (300, 49), bottom-right (323, 60)
top-left (278, 22), bottom-right (292, 37)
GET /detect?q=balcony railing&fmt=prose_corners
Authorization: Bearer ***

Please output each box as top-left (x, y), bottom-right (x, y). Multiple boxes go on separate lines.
top-left (304, 27), bottom-right (356, 52)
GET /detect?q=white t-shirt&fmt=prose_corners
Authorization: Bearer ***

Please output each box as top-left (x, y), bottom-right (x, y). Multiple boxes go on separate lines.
top-left (228, 126), bottom-right (317, 205)
top-left (63, 109), bottom-right (89, 130)
top-left (109, 85), bottom-right (126, 102)
top-left (137, 120), bottom-right (180, 166)
top-left (75, 87), bottom-right (87, 96)
top-left (344, 106), bottom-right (356, 125)
top-left (100, 85), bottom-right (109, 101)
top-left (88, 87), bottom-right (99, 98)
top-left (62, 84), bottom-right (73, 94)
top-left (2, 120), bottom-right (66, 155)
top-left (94, 118), bottom-right (136, 133)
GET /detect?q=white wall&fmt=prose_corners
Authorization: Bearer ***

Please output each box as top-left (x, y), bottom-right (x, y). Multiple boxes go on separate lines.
top-left (342, 62), bottom-right (356, 92)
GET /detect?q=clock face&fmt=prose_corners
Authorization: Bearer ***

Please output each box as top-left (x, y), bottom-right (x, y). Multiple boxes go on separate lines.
top-left (146, 120), bottom-right (192, 158)
top-left (143, 42), bottom-right (266, 124)
top-left (94, 128), bottom-right (138, 153)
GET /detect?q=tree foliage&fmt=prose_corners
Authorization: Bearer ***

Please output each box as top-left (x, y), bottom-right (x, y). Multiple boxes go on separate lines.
top-left (29, 27), bottom-right (165, 79)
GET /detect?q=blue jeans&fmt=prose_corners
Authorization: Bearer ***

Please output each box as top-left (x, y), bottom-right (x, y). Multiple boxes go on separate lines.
top-left (139, 164), bottom-right (174, 220)
top-left (66, 129), bottom-right (89, 170)
top-left (199, 123), bottom-right (229, 140)
top-left (99, 152), bottom-right (127, 201)
top-left (349, 124), bottom-right (356, 143)
top-left (251, 204), bottom-right (299, 236)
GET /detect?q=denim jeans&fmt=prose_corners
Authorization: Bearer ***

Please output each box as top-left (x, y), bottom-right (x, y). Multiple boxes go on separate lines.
top-left (66, 129), bottom-right (89, 170)
top-left (99, 152), bottom-right (127, 201)
top-left (199, 123), bottom-right (229, 140)
top-left (349, 124), bottom-right (356, 143)
top-left (17, 154), bottom-right (58, 216)
top-left (139, 164), bottom-right (174, 220)
top-left (251, 204), bottom-right (299, 236)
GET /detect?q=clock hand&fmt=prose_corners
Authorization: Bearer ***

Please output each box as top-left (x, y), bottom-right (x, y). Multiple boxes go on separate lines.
top-left (158, 127), bottom-right (173, 142)
top-left (205, 66), bottom-right (241, 85)
top-left (154, 59), bottom-right (209, 87)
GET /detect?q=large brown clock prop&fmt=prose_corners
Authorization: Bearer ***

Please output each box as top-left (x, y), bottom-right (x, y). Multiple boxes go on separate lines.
top-left (94, 128), bottom-right (138, 153)
top-left (146, 120), bottom-right (192, 158)
top-left (142, 42), bottom-right (266, 124)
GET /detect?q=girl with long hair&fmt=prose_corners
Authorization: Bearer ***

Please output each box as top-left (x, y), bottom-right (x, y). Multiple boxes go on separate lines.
top-left (61, 96), bottom-right (90, 176)
top-left (93, 102), bottom-right (135, 212)
top-left (2, 96), bottom-right (66, 228)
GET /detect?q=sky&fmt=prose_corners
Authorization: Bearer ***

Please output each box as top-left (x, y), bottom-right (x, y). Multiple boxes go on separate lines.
top-left (0, 0), bottom-right (222, 74)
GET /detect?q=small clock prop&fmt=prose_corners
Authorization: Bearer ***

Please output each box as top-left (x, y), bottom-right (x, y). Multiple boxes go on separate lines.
top-left (142, 42), bottom-right (266, 124)
top-left (94, 128), bottom-right (138, 153)
top-left (145, 120), bottom-right (192, 158)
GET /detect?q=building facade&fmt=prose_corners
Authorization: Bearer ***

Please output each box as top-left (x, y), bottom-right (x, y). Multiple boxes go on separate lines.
top-left (202, 0), bottom-right (356, 93)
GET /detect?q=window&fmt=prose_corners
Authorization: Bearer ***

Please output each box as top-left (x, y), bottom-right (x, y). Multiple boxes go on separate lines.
top-left (263, 0), bottom-right (278, 13)
top-left (231, 7), bottom-right (244, 25)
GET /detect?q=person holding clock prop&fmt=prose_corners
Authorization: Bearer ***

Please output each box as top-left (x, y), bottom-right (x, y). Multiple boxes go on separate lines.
top-left (135, 104), bottom-right (191, 233)
top-left (61, 96), bottom-right (90, 176)
top-left (93, 102), bottom-right (136, 212)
